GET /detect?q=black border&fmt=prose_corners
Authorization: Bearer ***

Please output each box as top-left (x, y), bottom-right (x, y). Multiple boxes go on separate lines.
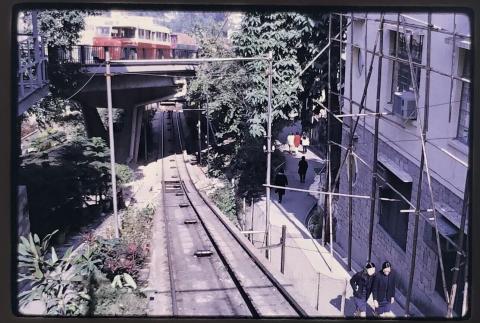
top-left (1, 1), bottom-right (478, 323)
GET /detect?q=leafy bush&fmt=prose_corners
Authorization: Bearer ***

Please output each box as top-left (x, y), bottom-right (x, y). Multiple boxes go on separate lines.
top-left (17, 230), bottom-right (96, 315)
top-left (29, 129), bottom-right (67, 152)
top-left (93, 238), bottom-right (147, 281)
top-left (116, 164), bottom-right (134, 186)
top-left (88, 273), bottom-right (147, 316)
top-left (209, 183), bottom-right (239, 227)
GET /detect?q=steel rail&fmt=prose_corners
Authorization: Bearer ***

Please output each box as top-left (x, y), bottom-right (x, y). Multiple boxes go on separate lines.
top-left (159, 110), bottom-right (179, 315)
top-left (173, 111), bottom-right (308, 318)
top-left (169, 110), bottom-right (259, 318)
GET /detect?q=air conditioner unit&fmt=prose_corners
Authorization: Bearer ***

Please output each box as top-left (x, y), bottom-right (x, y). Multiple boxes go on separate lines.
top-left (392, 91), bottom-right (417, 120)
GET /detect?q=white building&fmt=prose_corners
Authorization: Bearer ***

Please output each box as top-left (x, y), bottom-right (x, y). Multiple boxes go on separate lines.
top-left (334, 12), bottom-right (470, 317)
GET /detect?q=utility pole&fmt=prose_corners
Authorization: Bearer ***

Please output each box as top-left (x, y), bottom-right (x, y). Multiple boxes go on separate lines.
top-left (265, 51), bottom-right (273, 260)
top-left (105, 49), bottom-right (120, 238)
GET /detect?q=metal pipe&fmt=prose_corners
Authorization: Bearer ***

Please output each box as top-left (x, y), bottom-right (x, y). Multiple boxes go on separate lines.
top-left (367, 14), bottom-right (384, 261)
top-left (280, 225), bottom-right (287, 274)
top-left (110, 56), bottom-right (270, 65)
top-left (264, 184), bottom-right (399, 202)
top-left (105, 50), bottom-right (120, 239)
top-left (250, 198), bottom-right (255, 243)
top-left (265, 51), bottom-right (273, 260)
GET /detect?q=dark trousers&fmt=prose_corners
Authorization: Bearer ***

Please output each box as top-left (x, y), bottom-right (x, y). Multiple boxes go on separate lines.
top-left (303, 145), bottom-right (308, 153)
top-left (299, 172), bottom-right (306, 183)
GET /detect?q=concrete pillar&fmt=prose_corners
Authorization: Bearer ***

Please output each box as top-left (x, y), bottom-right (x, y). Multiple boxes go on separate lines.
top-left (133, 107), bottom-right (144, 163)
top-left (128, 106), bottom-right (138, 162)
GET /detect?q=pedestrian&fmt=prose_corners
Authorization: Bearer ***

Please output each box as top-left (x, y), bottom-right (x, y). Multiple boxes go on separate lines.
top-left (301, 133), bottom-right (310, 154)
top-left (294, 132), bottom-right (301, 154)
top-left (298, 156), bottom-right (308, 183)
top-left (274, 168), bottom-right (288, 203)
top-left (350, 262), bottom-right (376, 317)
top-left (287, 133), bottom-right (295, 154)
top-left (372, 261), bottom-right (396, 318)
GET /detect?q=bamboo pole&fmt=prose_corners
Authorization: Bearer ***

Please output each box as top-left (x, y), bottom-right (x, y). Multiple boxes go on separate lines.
top-left (401, 14), bottom-right (450, 305)
top-left (347, 12), bottom-right (354, 271)
top-left (367, 13), bottom-right (384, 261)
top-left (446, 166), bottom-right (470, 317)
top-left (448, 13), bottom-right (457, 122)
top-left (327, 13), bottom-right (334, 254)
top-left (405, 13), bottom-right (432, 316)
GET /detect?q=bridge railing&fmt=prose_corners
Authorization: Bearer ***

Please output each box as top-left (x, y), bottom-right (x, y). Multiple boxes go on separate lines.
top-left (17, 37), bottom-right (49, 101)
top-left (53, 45), bottom-right (198, 65)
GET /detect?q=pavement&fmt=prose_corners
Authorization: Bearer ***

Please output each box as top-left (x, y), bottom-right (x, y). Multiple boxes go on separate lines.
top-left (239, 121), bottom-right (422, 317)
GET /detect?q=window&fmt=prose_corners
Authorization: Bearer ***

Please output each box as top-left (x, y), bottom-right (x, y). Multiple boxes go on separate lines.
top-left (456, 49), bottom-right (471, 145)
top-left (390, 31), bottom-right (423, 101)
top-left (378, 162), bottom-right (412, 250)
top-left (138, 29), bottom-right (145, 39)
top-left (145, 30), bottom-right (151, 39)
top-left (111, 27), bottom-right (135, 38)
top-left (95, 26), bottom-right (110, 36)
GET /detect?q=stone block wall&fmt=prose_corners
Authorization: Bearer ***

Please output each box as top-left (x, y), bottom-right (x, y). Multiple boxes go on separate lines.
top-left (332, 124), bottom-right (464, 316)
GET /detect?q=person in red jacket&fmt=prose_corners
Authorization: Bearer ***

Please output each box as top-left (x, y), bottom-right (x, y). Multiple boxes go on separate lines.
top-left (294, 132), bottom-right (301, 154)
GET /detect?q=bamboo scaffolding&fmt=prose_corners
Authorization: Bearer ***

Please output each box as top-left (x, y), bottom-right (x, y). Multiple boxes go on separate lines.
top-left (330, 38), bottom-right (471, 84)
top-left (328, 140), bottom-right (467, 257)
top-left (327, 90), bottom-right (469, 167)
top-left (446, 166), bottom-right (470, 317)
top-left (405, 12), bottom-right (432, 316)
top-left (323, 12), bottom-right (470, 316)
top-left (399, 13), bottom-right (450, 308)
top-left (333, 12), bottom-right (470, 39)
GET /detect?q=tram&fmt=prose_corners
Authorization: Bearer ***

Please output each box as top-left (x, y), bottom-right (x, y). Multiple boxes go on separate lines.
top-left (91, 22), bottom-right (173, 60)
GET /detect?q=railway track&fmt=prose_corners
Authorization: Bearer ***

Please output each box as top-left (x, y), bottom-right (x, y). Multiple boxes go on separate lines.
top-left (147, 107), bottom-right (308, 317)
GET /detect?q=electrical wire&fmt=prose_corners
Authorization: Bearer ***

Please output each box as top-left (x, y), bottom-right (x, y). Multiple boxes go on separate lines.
top-left (65, 62), bottom-right (106, 101)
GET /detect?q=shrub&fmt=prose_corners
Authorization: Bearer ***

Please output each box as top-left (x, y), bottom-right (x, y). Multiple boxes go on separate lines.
top-left (93, 238), bottom-right (147, 281)
top-left (116, 164), bottom-right (134, 186)
top-left (209, 184), bottom-right (239, 227)
top-left (17, 230), bottom-right (96, 315)
top-left (89, 273), bottom-right (147, 316)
